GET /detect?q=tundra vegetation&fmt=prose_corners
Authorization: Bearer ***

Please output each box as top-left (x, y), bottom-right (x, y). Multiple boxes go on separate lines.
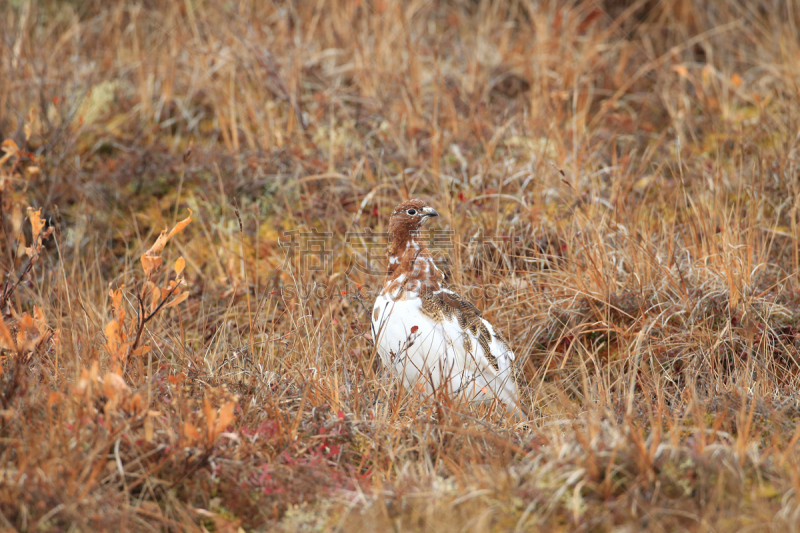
top-left (2, 0), bottom-right (800, 530)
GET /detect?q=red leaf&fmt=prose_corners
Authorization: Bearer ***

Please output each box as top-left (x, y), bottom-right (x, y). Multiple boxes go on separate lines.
top-left (410, 325), bottom-right (419, 334)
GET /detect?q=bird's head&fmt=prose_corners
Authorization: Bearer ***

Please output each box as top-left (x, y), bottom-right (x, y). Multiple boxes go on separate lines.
top-left (389, 199), bottom-right (439, 236)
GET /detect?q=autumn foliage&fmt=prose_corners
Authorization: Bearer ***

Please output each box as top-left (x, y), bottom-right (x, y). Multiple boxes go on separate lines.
top-left (3, 0), bottom-right (800, 530)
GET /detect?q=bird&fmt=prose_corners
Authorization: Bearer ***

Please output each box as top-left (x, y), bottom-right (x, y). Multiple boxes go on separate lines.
top-left (371, 199), bottom-right (527, 420)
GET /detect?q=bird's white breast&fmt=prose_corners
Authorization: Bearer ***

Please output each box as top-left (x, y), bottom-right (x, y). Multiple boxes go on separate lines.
top-left (371, 291), bottom-right (520, 410)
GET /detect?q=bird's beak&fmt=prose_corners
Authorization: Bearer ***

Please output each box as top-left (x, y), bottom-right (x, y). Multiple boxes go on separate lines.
top-left (422, 207), bottom-right (439, 218)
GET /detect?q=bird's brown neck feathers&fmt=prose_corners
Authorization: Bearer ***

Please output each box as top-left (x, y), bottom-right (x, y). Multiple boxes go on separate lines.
top-left (384, 221), bottom-right (443, 296)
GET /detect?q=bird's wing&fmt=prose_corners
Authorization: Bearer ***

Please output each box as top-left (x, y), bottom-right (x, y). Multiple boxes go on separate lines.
top-left (420, 288), bottom-right (512, 371)
top-left (419, 288), bottom-right (526, 415)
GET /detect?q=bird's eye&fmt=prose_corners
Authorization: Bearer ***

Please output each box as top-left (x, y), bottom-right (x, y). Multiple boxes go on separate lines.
top-left (407, 209), bottom-right (417, 216)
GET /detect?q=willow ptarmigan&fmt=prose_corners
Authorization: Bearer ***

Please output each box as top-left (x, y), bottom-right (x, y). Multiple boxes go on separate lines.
top-left (371, 199), bottom-right (527, 420)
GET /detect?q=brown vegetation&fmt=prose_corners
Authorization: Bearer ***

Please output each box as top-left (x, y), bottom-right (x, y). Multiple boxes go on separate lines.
top-left (2, 0), bottom-right (800, 530)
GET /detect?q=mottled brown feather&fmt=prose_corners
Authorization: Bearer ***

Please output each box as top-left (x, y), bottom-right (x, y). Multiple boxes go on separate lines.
top-left (383, 200), bottom-right (514, 375)
top-left (419, 290), bottom-right (500, 371)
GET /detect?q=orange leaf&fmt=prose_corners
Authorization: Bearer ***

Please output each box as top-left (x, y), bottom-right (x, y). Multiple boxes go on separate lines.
top-left (0, 317), bottom-right (16, 351)
top-left (147, 281), bottom-right (161, 313)
top-left (131, 346), bottom-right (151, 357)
top-left (145, 231), bottom-right (169, 257)
top-left (731, 73), bottom-right (742, 86)
top-left (1, 139), bottom-right (18, 162)
top-left (104, 319), bottom-right (122, 355)
top-left (215, 401), bottom-right (237, 435)
top-left (160, 286), bottom-right (174, 301)
top-left (140, 209), bottom-right (193, 275)
top-left (164, 292), bottom-right (189, 308)
top-left (16, 312), bottom-right (41, 352)
top-left (26, 207), bottom-right (45, 241)
top-left (184, 421), bottom-right (200, 442)
top-left (167, 209), bottom-right (192, 240)
top-left (0, 139), bottom-right (18, 153)
top-left (108, 286), bottom-right (126, 323)
top-left (47, 391), bottom-right (63, 408)
top-left (168, 373), bottom-right (186, 384)
top-left (140, 254), bottom-right (163, 278)
top-left (33, 306), bottom-right (47, 335)
top-left (671, 64), bottom-right (689, 78)
top-left (174, 256), bottom-right (186, 275)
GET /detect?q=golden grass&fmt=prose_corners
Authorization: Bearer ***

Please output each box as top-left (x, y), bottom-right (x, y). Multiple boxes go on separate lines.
top-left (3, 0), bottom-right (800, 530)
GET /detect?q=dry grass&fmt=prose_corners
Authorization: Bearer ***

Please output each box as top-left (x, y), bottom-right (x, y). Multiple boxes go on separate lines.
top-left (2, 0), bottom-right (800, 530)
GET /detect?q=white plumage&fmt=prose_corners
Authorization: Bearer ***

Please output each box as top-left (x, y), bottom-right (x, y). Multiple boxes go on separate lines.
top-left (371, 292), bottom-right (523, 414)
top-left (371, 200), bottom-right (526, 420)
